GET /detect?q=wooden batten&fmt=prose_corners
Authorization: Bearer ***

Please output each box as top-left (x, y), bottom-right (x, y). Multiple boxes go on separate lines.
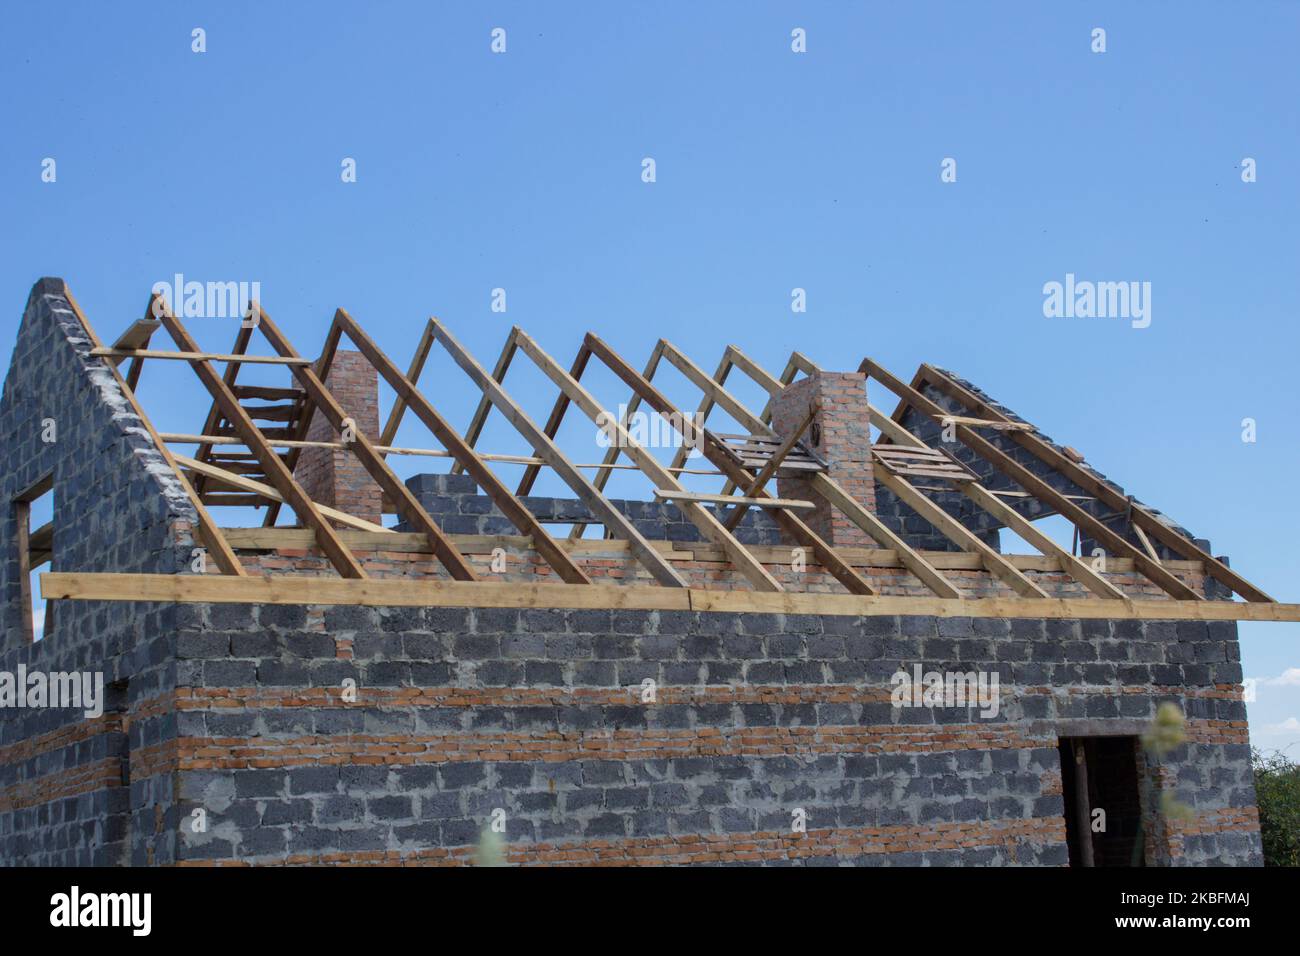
top-left (39, 572), bottom-right (1300, 624)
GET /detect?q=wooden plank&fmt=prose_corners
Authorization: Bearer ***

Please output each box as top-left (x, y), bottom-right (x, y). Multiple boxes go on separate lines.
top-left (41, 572), bottom-right (690, 612)
top-left (177, 455), bottom-right (390, 533)
top-left (89, 347), bottom-right (312, 365)
top-left (239, 404), bottom-right (298, 422)
top-left (62, 288), bottom-right (245, 576)
top-left (520, 331), bottom-right (783, 592)
top-left (918, 365), bottom-right (1273, 603)
top-left (722, 404), bottom-right (816, 530)
top-left (232, 385), bottom-right (304, 402)
top-left (193, 324), bottom-right (254, 496)
top-left (932, 414), bottom-right (1035, 432)
top-left (199, 493), bottom-right (271, 508)
top-left (873, 467), bottom-right (1050, 598)
top-left (110, 318), bottom-right (161, 352)
top-left (1132, 522), bottom-right (1162, 564)
top-left (872, 446), bottom-right (953, 461)
top-left (112, 317), bottom-right (160, 392)
top-left (334, 311), bottom-right (592, 584)
top-left (159, 433), bottom-right (722, 474)
top-left (214, 426), bottom-right (297, 441)
top-left (427, 321), bottom-right (687, 589)
top-left (581, 334), bottom-right (880, 595)
top-left (41, 572), bottom-right (1300, 623)
top-left (862, 358), bottom-right (1202, 602)
top-left (258, 308), bottom-right (485, 583)
top-left (876, 466), bottom-right (972, 483)
top-left (155, 301), bottom-right (367, 578)
top-left (653, 489), bottom-right (816, 511)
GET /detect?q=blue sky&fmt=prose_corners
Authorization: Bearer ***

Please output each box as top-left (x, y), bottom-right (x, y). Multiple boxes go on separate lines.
top-left (1, 2), bottom-right (1297, 753)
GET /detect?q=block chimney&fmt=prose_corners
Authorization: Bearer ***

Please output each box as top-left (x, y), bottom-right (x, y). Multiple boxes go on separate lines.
top-left (293, 349), bottom-right (382, 527)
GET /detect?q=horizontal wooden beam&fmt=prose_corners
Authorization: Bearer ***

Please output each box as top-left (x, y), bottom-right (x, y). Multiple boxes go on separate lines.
top-left (175, 455), bottom-right (391, 534)
top-left (653, 489), bottom-right (815, 511)
top-left (158, 434), bottom-right (722, 474)
top-left (89, 347), bottom-right (312, 366)
top-left (40, 572), bottom-right (1300, 622)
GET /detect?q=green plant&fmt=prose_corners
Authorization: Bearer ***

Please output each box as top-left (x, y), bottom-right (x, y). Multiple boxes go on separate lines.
top-left (1252, 748), bottom-right (1300, 867)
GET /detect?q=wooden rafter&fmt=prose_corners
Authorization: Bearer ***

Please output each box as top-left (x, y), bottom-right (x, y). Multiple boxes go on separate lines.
top-left (862, 358), bottom-right (1201, 602)
top-left (872, 466), bottom-right (1049, 598)
top-left (426, 320), bottom-right (687, 589)
top-left (69, 283), bottom-right (1280, 612)
top-left (567, 342), bottom-right (665, 541)
top-left (255, 306), bottom-right (485, 582)
top-left (915, 364), bottom-right (1272, 603)
top-left (713, 346), bottom-right (807, 497)
top-left (447, 332), bottom-right (519, 481)
top-left (869, 405), bottom-right (1126, 600)
top-left (330, 310), bottom-right (592, 584)
top-left (514, 331), bottom-right (784, 593)
top-left (152, 295), bottom-right (366, 579)
top-left (667, 346), bottom-right (729, 474)
top-left (379, 318), bottom-right (436, 455)
top-left (651, 338), bottom-right (961, 598)
top-left (581, 334), bottom-right (881, 596)
top-left (63, 288), bottom-right (245, 576)
top-left (517, 339), bottom-right (595, 497)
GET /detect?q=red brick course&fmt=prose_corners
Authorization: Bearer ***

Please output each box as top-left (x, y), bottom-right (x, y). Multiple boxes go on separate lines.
top-left (293, 349), bottom-right (383, 526)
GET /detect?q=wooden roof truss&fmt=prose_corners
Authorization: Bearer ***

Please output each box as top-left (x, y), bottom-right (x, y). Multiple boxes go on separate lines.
top-left (41, 283), bottom-right (1292, 623)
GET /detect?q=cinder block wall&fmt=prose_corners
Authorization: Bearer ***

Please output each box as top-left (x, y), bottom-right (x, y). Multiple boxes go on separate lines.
top-left (156, 606), bottom-right (1259, 866)
top-left (400, 473), bottom-right (785, 546)
top-left (0, 280), bottom-right (200, 866)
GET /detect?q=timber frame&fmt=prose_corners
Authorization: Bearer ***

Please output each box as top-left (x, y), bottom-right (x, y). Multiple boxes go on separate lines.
top-left (33, 284), bottom-right (1300, 624)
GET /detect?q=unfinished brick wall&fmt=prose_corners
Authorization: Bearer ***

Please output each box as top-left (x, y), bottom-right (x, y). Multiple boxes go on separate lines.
top-left (294, 350), bottom-right (382, 526)
top-left (772, 370), bottom-right (875, 548)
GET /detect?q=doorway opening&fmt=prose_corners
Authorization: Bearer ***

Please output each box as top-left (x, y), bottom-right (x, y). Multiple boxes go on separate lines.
top-left (1059, 736), bottom-right (1145, 866)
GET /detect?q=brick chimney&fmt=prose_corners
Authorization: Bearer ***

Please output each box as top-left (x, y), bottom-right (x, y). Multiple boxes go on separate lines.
top-left (293, 350), bottom-right (382, 526)
top-left (771, 370), bottom-right (875, 548)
